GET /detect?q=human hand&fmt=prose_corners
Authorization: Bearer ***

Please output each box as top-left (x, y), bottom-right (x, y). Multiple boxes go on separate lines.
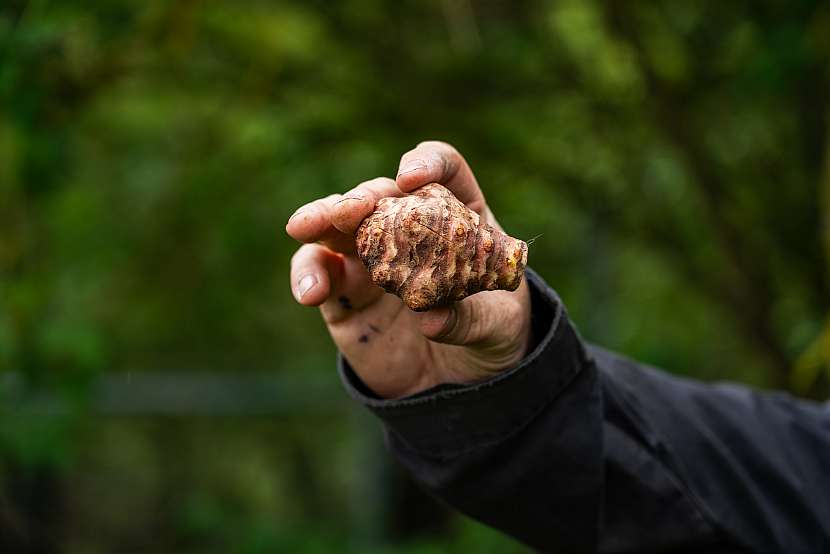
top-left (286, 142), bottom-right (531, 399)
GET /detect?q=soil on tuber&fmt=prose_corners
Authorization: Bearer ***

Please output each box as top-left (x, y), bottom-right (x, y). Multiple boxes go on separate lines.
top-left (355, 183), bottom-right (528, 311)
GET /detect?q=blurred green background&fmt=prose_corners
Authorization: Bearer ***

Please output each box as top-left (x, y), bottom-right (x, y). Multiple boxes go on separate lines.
top-left (2, 0), bottom-right (830, 552)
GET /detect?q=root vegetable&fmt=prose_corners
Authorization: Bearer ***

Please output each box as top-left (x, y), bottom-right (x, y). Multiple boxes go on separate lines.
top-left (355, 183), bottom-right (528, 311)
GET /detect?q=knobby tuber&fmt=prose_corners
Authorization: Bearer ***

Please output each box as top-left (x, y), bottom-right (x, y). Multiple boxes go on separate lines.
top-left (355, 183), bottom-right (528, 311)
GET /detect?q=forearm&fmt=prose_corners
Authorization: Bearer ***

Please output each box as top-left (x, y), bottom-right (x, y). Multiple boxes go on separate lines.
top-left (339, 270), bottom-right (830, 553)
top-left (597, 347), bottom-right (830, 553)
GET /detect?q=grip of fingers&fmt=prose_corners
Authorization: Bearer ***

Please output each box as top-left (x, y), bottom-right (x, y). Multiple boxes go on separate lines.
top-left (419, 303), bottom-right (473, 345)
top-left (290, 245), bottom-right (344, 306)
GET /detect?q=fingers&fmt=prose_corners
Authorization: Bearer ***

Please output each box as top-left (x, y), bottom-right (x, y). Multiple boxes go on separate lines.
top-left (396, 140), bottom-right (487, 215)
top-left (417, 287), bottom-right (526, 348)
top-left (290, 243), bottom-right (345, 306)
top-left (418, 306), bottom-right (464, 342)
top-left (330, 177), bottom-right (401, 236)
top-left (290, 243), bottom-right (386, 322)
top-left (286, 178), bottom-right (402, 252)
top-left (286, 194), bottom-right (340, 243)
top-left (286, 194), bottom-right (356, 253)
top-left (289, 140), bottom-right (488, 250)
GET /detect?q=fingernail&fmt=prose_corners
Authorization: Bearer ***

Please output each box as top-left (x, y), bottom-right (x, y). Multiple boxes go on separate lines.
top-left (398, 160), bottom-right (427, 177)
top-left (439, 306), bottom-right (458, 338)
top-left (297, 274), bottom-right (318, 300)
top-left (422, 306), bottom-right (456, 340)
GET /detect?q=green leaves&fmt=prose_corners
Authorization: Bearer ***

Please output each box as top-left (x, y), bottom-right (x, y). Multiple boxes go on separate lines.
top-left (1, 0), bottom-right (829, 550)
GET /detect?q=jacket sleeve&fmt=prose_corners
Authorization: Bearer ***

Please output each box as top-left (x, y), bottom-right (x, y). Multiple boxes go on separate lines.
top-left (338, 269), bottom-right (830, 554)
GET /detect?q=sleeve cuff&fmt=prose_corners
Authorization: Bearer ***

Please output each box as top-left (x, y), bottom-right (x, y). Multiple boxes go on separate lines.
top-left (337, 268), bottom-right (591, 458)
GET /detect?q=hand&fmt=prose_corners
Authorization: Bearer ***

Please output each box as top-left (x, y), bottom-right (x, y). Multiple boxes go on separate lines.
top-left (286, 141), bottom-right (532, 399)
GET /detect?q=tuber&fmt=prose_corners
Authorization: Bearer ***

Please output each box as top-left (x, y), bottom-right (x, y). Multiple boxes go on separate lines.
top-left (355, 183), bottom-right (528, 311)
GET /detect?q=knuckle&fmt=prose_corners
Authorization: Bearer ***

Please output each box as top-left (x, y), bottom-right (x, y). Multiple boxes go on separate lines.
top-left (416, 139), bottom-right (441, 149)
top-left (320, 194), bottom-right (341, 209)
top-left (353, 177), bottom-right (397, 203)
top-left (418, 140), bottom-right (457, 155)
top-left (357, 176), bottom-right (392, 190)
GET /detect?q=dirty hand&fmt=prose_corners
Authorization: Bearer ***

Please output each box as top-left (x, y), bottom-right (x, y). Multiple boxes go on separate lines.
top-left (286, 142), bottom-right (532, 399)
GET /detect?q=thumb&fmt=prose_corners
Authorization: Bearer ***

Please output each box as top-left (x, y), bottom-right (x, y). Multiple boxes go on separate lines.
top-left (418, 296), bottom-right (491, 346)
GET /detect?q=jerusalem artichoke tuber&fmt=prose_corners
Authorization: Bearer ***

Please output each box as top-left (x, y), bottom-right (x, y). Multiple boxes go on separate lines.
top-left (355, 183), bottom-right (528, 311)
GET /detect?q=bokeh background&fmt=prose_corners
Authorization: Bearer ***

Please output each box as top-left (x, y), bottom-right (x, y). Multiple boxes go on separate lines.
top-left (2, 1), bottom-right (830, 552)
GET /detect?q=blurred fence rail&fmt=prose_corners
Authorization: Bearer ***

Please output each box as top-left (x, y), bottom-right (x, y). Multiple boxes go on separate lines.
top-left (0, 372), bottom-right (349, 416)
top-left (0, 371), bottom-right (408, 551)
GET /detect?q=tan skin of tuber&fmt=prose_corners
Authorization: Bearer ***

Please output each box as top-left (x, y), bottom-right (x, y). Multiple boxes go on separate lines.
top-left (286, 141), bottom-right (532, 399)
top-left (356, 184), bottom-right (528, 312)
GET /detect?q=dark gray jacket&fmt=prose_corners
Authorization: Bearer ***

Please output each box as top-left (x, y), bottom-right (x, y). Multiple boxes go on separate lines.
top-left (339, 269), bottom-right (830, 553)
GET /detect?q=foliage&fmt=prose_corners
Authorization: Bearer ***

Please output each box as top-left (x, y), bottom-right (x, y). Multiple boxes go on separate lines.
top-left (1, 0), bottom-right (829, 551)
